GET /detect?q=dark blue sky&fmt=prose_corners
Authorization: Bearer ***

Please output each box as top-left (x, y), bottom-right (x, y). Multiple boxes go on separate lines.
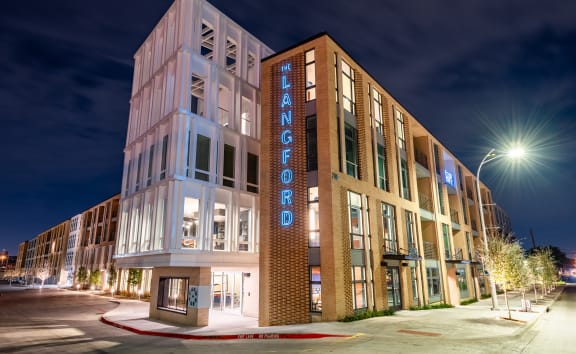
top-left (1, 0), bottom-right (575, 258)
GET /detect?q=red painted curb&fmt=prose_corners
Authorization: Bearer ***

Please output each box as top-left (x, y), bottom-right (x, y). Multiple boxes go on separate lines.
top-left (100, 316), bottom-right (350, 340)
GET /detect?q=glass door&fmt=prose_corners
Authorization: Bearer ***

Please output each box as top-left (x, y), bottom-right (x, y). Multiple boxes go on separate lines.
top-left (387, 267), bottom-right (402, 310)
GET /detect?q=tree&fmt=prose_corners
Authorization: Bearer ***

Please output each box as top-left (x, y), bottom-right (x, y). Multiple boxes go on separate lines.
top-left (107, 263), bottom-right (117, 290)
top-left (127, 268), bottom-right (142, 295)
top-left (89, 269), bottom-right (101, 288)
top-left (36, 261), bottom-right (51, 288)
top-left (76, 266), bottom-right (88, 288)
top-left (528, 245), bottom-right (568, 269)
top-left (485, 235), bottom-right (526, 319)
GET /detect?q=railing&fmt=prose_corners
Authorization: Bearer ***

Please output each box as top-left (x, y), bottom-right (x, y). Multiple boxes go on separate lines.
top-left (419, 193), bottom-right (434, 212)
top-left (424, 241), bottom-right (438, 259)
top-left (451, 248), bottom-right (463, 260)
top-left (471, 220), bottom-right (478, 231)
top-left (414, 150), bottom-right (428, 169)
top-left (383, 239), bottom-right (399, 255)
top-left (450, 209), bottom-right (459, 224)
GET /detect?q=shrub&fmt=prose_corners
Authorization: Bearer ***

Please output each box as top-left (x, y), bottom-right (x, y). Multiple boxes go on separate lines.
top-left (481, 293), bottom-right (492, 299)
top-left (339, 309), bottom-right (395, 322)
top-left (460, 298), bottom-right (478, 305)
top-left (409, 303), bottom-right (453, 311)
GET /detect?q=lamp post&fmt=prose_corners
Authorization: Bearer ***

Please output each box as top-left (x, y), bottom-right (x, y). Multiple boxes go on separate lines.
top-left (475, 147), bottom-right (524, 310)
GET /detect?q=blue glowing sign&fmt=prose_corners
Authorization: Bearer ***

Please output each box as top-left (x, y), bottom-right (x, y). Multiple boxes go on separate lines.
top-left (444, 170), bottom-right (455, 188)
top-left (279, 63), bottom-right (294, 227)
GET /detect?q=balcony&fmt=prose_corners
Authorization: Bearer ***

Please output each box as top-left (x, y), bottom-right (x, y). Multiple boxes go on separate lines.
top-left (415, 150), bottom-right (431, 178)
top-left (450, 209), bottom-right (461, 230)
top-left (382, 240), bottom-right (421, 261)
top-left (446, 248), bottom-right (470, 264)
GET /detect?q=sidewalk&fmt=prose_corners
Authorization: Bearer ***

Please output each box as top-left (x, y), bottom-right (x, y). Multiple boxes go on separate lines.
top-left (99, 286), bottom-right (565, 341)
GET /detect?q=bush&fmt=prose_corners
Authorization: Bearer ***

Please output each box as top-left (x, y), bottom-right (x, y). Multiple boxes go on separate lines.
top-left (339, 309), bottom-right (395, 322)
top-left (481, 293), bottom-right (492, 299)
top-left (409, 303), bottom-right (453, 311)
top-left (460, 298), bottom-right (478, 305)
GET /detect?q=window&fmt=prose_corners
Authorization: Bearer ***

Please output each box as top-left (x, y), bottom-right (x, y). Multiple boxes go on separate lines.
top-left (308, 187), bottom-right (320, 247)
top-left (381, 203), bottom-right (397, 254)
top-left (241, 97), bottom-right (252, 136)
top-left (135, 153), bottom-right (142, 191)
top-left (306, 115), bottom-right (318, 171)
top-left (433, 144), bottom-right (441, 175)
top-left (333, 53), bottom-right (339, 103)
top-left (195, 134), bottom-right (210, 181)
top-left (442, 223), bottom-right (451, 259)
top-left (247, 51), bottom-right (256, 84)
top-left (376, 144), bottom-right (387, 190)
top-left (465, 232), bottom-right (472, 260)
top-left (157, 277), bottom-right (188, 314)
top-left (461, 195), bottom-right (468, 224)
top-left (351, 266), bottom-right (367, 310)
top-left (348, 191), bottom-right (363, 249)
top-left (310, 266), bottom-right (322, 312)
top-left (400, 159), bottom-right (410, 200)
top-left (372, 88), bottom-right (383, 135)
top-left (225, 38), bottom-right (237, 74)
top-left (223, 144), bottom-right (235, 187)
top-left (147, 145), bottom-right (154, 186)
top-left (426, 265), bottom-right (442, 302)
top-left (200, 22), bottom-right (214, 60)
top-left (305, 50), bottom-right (316, 101)
top-left (182, 198), bottom-right (199, 249)
top-left (213, 203), bottom-right (227, 251)
top-left (247, 153), bottom-right (259, 193)
top-left (125, 160), bottom-right (132, 195)
top-left (238, 208), bottom-right (250, 251)
top-left (160, 135), bottom-right (168, 180)
top-left (345, 123), bottom-right (359, 178)
top-left (191, 74), bottom-right (205, 116)
top-left (437, 182), bottom-right (445, 215)
top-left (341, 60), bottom-right (355, 115)
top-left (395, 109), bottom-right (406, 150)
top-left (405, 211), bottom-right (417, 257)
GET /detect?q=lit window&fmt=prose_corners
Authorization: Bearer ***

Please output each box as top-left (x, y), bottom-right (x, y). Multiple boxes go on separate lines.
top-left (157, 277), bottom-right (188, 314)
top-left (310, 267), bottom-right (322, 312)
top-left (182, 198), bottom-right (199, 249)
top-left (348, 191), bottom-right (363, 249)
top-left (351, 266), bottom-right (367, 309)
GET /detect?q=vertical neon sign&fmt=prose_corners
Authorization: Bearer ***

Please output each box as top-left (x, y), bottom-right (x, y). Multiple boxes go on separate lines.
top-left (279, 62), bottom-right (293, 226)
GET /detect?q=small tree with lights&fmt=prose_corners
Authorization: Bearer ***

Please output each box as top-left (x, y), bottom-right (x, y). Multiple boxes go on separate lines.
top-left (36, 261), bottom-right (51, 288)
top-left (76, 266), bottom-right (88, 289)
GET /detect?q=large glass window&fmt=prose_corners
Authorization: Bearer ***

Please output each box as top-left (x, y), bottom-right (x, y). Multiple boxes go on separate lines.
top-left (147, 144), bottom-right (154, 186)
top-left (195, 134), bottom-right (210, 181)
top-left (376, 144), bottom-right (387, 190)
top-left (310, 266), bottom-right (322, 312)
top-left (182, 198), bottom-right (199, 249)
top-left (437, 182), bottom-right (445, 215)
top-left (341, 60), bottom-right (355, 115)
top-left (405, 210), bottom-right (417, 256)
top-left (223, 144), bottom-right (235, 187)
top-left (247, 153), bottom-right (259, 193)
top-left (351, 266), bottom-right (367, 310)
top-left (308, 187), bottom-right (320, 247)
top-left (135, 153), bottom-right (142, 191)
top-left (345, 123), bottom-right (359, 178)
top-left (238, 208), bottom-right (250, 252)
top-left (381, 203), bottom-right (397, 254)
top-left (426, 264), bottom-right (442, 302)
top-left (306, 115), bottom-right (318, 171)
top-left (395, 109), bottom-right (406, 150)
top-left (305, 50), bottom-right (316, 101)
top-left (160, 135), bottom-right (168, 180)
top-left (191, 74), bottom-right (205, 116)
top-left (442, 223), bottom-right (451, 259)
top-left (372, 88), bottom-right (383, 135)
top-left (400, 159), bottom-right (410, 200)
top-left (213, 203), bottom-right (227, 251)
top-left (348, 191), bottom-right (363, 249)
top-left (241, 97), bottom-right (252, 136)
top-left (157, 277), bottom-right (188, 314)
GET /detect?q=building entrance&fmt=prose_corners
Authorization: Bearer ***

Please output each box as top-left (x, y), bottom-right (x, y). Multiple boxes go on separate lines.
top-left (211, 272), bottom-right (242, 313)
top-left (387, 267), bottom-right (402, 310)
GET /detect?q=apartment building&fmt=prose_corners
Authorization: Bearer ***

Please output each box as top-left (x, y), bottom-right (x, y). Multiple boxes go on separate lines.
top-left (63, 214), bottom-right (83, 287)
top-left (14, 241), bottom-right (27, 276)
top-left (259, 33), bottom-right (502, 325)
top-left (25, 220), bottom-right (70, 285)
top-left (114, 0), bottom-right (273, 326)
top-left (74, 194), bottom-right (120, 289)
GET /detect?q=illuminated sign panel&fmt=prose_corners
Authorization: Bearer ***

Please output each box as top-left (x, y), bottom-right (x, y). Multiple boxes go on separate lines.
top-left (279, 63), bottom-right (294, 227)
top-left (444, 169), bottom-right (455, 188)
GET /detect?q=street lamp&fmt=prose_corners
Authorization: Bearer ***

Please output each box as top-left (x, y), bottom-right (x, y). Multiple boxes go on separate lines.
top-left (476, 147), bottom-right (524, 310)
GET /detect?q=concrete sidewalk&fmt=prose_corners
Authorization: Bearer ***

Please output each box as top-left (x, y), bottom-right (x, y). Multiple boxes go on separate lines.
top-left (98, 286), bottom-right (565, 341)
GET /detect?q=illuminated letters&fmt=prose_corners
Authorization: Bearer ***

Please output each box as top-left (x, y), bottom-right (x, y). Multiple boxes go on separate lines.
top-left (279, 62), bottom-right (294, 227)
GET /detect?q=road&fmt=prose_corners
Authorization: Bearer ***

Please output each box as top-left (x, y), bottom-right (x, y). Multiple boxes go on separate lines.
top-left (0, 283), bottom-right (574, 353)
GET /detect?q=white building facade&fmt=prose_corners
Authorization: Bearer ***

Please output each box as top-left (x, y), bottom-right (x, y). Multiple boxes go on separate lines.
top-left (114, 0), bottom-right (273, 325)
top-left (64, 213), bottom-right (83, 287)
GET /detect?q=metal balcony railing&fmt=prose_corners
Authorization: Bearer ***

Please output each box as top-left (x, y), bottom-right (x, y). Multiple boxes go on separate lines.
top-left (450, 209), bottom-right (459, 224)
top-left (424, 241), bottom-right (438, 259)
top-left (414, 150), bottom-right (429, 169)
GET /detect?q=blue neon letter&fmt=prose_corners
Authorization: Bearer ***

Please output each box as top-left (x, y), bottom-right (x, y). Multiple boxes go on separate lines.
top-left (280, 168), bottom-right (293, 184)
top-left (281, 210), bottom-right (293, 226)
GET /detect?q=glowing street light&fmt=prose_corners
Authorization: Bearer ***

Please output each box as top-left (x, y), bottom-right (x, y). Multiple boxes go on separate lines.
top-left (476, 147), bottom-right (525, 310)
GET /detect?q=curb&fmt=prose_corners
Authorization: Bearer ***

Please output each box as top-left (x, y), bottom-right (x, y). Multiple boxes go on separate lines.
top-left (100, 316), bottom-right (350, 340)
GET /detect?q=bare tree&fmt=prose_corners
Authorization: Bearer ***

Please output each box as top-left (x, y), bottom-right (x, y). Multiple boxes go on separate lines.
top-left (36, 261), bottom-right (51, 288)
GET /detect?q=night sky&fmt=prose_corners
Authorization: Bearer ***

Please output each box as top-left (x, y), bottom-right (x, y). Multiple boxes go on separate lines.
top-left (1, 0), bottom-right (575, 258)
